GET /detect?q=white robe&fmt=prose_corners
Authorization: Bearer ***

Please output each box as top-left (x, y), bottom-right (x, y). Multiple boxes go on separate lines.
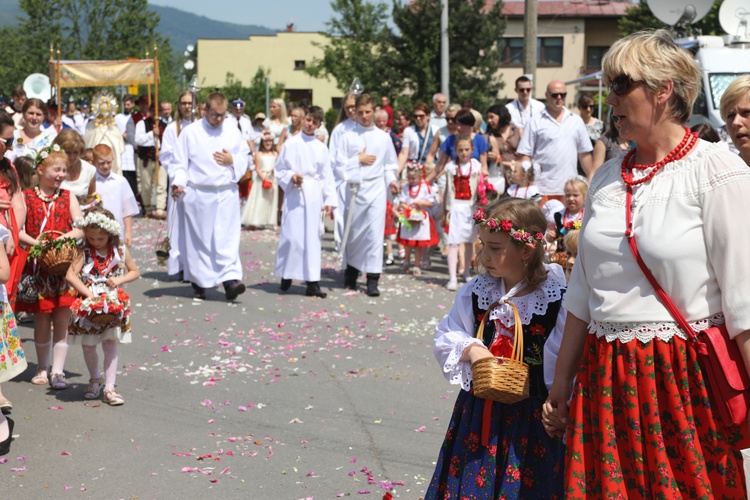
top-left (329, 118), bottom-right (357, 248)
top-left (334, 124), bottom-right (398, 274)
top-left (274, 132), bottom-right (337, 282)
top-left (171, 118), bottom-right (250, 288)
top-left (160, 119), bottom-right (191, 276)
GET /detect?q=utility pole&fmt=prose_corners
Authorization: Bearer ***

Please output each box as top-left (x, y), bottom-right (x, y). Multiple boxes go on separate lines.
top-left (440, 0), bottom-right (449, 100)
top-left (523, 0), bottom-right (538, 96)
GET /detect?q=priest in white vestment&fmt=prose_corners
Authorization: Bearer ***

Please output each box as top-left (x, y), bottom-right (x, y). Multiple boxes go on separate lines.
top-left (334, 94), bottom-right (399, 297)
top-left (274, 107), bottom-right (337, 298)
top-left (171, 93), bottom-right (249, 301)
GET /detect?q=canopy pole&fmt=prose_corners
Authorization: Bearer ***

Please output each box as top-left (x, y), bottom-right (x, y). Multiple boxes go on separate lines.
top-left (152, 43), bottom-right (161, 207)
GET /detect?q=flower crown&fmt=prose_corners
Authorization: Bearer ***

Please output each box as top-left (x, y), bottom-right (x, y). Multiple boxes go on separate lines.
top-left (29, 144), bottom-right (62, 168)
top-left (74, 212), bottom-right (121, 236)
top-left (561, 219), bottom-right (582, 234)
top-left (472, 208), bottom-right (545, 247)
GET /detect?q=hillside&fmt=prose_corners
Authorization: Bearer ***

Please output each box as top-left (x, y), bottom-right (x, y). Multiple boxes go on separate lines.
top-left (0, 0), bottom-right (276, 53)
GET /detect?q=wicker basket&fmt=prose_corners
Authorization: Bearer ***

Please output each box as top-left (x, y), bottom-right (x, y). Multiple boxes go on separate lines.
top-left (471, 300), bottom-right (530, 404)
top-left (84, 311), bottom-right (120, 332)
top-left (38, 231), bottom-right (81, 276)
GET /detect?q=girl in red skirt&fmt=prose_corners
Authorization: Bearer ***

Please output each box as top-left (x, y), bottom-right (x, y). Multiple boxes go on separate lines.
top-left (394, 164), bottom-right (437, 276)
top-left (17, 145), bottom-right (83, 390)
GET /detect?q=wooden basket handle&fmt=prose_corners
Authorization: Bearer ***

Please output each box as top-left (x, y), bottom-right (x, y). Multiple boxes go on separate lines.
top-left (475, 299), bottom-right (524, 362)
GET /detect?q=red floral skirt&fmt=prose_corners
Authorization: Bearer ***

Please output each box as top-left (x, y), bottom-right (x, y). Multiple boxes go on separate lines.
top-left (566, 333), bottom-right (750, 499)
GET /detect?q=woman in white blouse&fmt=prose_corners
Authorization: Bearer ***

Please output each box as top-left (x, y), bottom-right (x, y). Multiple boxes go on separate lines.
top-left (544, 30), bottom-right (750, 498)
top-left (53, 129), bottom-right (96, 199)
top-left (262, 98), bottom-right (289, 150)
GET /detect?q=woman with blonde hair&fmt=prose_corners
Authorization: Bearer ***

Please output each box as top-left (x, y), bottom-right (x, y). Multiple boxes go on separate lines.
top-left (54, 129), bottom-right (96, 199)
top-left (720, 74), bottom-right (750, 165)
top-left (263, 97), bottom-right (289, 149)
top-left (544, 29), bottom-right (750, 498)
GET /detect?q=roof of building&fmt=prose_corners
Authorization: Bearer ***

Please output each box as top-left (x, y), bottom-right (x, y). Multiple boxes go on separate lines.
top-left (495, 1), bottom-right (632, 17)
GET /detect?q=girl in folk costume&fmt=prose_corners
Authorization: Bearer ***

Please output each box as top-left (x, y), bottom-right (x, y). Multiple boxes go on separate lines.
top-left (394, 163), bottom-right (438, 276)
top-left (427, 198), bottom-right (566, 499)
top-left (507, 160), bottom-right (541, 202)
top-left (553, 177), bottom-right (587, 254)
top-left (0, 224), bottom-right (25, 456)
top-left (17, 145), bottom-right (83, 389)
top-left (66, 208), bottom-right (139, 406)
top-left (242, 130), bottom-right (280, 229)
top-left (444, 136), bottom-right (480, 291)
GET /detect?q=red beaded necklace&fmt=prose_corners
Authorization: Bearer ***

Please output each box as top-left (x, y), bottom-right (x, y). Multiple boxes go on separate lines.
top-left (408, 181), bottom-right (422, 198)
top-left (620, 127), bottom-right (698, 187)
top-left (92, 246), bottom-right (114, 276)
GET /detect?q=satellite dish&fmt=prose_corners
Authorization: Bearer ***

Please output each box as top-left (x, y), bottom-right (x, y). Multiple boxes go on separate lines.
top-left (23, 73), bottom-right (51, 102)
top-left (719, 0), bottom-right (750, 38)
top-left (184, 60), bottom-right (195, 71)
top-left (186, 44), bottom-right (195, 53)
top-left (650, 0), bottom-right (713, 26)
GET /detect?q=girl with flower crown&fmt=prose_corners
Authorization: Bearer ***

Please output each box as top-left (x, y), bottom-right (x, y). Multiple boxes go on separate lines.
top-left (66, 207), bottom-right (139, 406)
top-left (393, 163), bottom-right (438, 276)
top-left (16, 145), bottom-right (83, 390)
top-left (426, 197), bottom-right (567, 499)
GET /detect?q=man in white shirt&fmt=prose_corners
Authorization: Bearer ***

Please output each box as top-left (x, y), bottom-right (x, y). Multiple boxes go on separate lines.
top-left (92, 144), bottom-right (140, 246)
top-left (429, 93), bottom-right (448, 131)
top-left (505, 76), bottom-right (545, 136)
top-left (115, 95), bottom-right (138, 197)
top-left (171, 93), bottom-right (249, 301)
top-left (333, 93), bottom-right (399, 297)
top-left (226, 98), bottom-right (257, 153)
top-left (517, 80), bottom-right (593, 199)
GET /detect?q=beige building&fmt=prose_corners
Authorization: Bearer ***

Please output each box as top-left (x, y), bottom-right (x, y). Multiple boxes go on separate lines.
top-left (497, 1), bottom-right (630, 105)
top-left (197, 31), bottom-right (342, 111)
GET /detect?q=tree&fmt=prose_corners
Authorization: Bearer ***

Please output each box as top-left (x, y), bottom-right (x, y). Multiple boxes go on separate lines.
top-left (201, 69), bottom-right (285, 117)
top-left (618, 0), bottom-right (724, 38)
top-left (0, 0), bottom-right (180, 104)
top-left (390, 0), bottom-right (506, 111)
top-left (306, 0), bottom-right (402, 102)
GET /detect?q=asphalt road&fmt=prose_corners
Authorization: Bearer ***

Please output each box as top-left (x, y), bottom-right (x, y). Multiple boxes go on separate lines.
top-left (1, 217), bottom-right (462, 499)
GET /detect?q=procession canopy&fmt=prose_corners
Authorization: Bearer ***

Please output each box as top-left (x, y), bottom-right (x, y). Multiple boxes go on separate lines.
top-left (48, 59), bottom-right (158, 88)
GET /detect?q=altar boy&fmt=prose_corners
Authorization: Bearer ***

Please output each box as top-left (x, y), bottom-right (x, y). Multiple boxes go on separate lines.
top-left (274, 106), bottom-right (337, 298)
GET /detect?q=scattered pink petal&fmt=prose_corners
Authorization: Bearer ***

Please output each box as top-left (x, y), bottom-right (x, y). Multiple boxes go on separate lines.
top-left (61, 451), bottom-right (71, 456)
top-left (10, 466), bottom-right (26, 472)
top-left (306, 471), bottom-right (315, 476)
top-left (220, 467), bottom-right (231, 475)
top-left (209, 478), bottom-right (218, 483)
top-left (350, 457), bottom-right (357, 463)
top-left (48, 405), bottom-right (64, 410)
top-left (357, 490), bottom-right (371, 495)
top-left (64, 486), bottom-right (72, 490)
top-left (414, 425), bottom-right (426, 432)
top-left (0, 458), bottom-right (8, 464)
top-left (160, 345), bottom-right (170, 352)
top-left (16, 456), bottom-right (27, 461)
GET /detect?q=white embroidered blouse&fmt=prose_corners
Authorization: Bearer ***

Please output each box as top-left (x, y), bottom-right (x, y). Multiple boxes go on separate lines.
top-left (433, 265), bottom-right (567, 391)
top-left (564, 141), bottom-right (750, 342)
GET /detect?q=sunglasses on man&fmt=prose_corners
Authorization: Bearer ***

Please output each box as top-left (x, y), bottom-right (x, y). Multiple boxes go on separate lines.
top-left (548, 92), bottom-right (567, 99)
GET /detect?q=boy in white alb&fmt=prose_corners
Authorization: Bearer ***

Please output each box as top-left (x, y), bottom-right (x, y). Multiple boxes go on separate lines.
top-left (275, 106), bottom-right (337, 298)
top-left (92, 144), bottom-right (139, 247)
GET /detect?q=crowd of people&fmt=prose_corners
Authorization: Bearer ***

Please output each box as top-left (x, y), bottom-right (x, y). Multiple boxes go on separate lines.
top-left (1, 27), bottom-right (750, 498)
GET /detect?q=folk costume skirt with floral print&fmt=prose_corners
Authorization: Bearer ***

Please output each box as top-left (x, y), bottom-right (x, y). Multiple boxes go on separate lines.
top-left (425, 390), bottom-right (565, 499)
top-left (0, 302), bottom-right (26, 383)
top-left (565, 333), bottom-right (750, 499)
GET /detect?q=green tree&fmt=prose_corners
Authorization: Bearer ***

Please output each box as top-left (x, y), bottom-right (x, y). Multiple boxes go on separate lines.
top-left (618, 0), bottom-right (724, 37)
top-left (306, 0), bottom-right (401, 102)
top-left (390, 0), bottom-right (506, 111)
top-left (0, 0), bottom-right (180, 104)
top-left (200, 69), bottom-right (285, 117)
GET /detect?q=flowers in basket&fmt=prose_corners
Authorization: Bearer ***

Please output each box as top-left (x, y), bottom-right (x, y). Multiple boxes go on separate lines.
top-left (27, 233), bottom-right (81, 275)
top-left (398, 207), bottom-right (426, 230)
top-left (71, 289), bottom-right (131, 330)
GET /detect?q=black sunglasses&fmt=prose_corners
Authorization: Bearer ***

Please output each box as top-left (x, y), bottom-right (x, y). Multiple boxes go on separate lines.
top-left (548, 92), bottom-right (567, 99)
top-left (0, 136), bottom-right (13, 148)
top-left (609, 75), bottom-right (641, 96)
top-left (516, 88), bottom-right (532, 93)
top-left (446, 117), bottom-right (457, 123)
top-left (580, 104), bottom-right (594, 110)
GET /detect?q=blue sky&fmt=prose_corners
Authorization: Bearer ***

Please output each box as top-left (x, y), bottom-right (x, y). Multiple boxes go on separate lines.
top-left (149, 0), bottom-right (337, 32)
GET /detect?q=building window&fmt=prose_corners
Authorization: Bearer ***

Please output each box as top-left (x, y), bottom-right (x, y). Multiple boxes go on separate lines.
top-left (586, 46), bottom-right (608, 70)
top-left (294, 60), bottom-right (306, 70)
top-left (498, 37), bottom-right (564, 67)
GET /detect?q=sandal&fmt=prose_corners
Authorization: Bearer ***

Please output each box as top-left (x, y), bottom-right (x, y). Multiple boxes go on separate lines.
top-left (102, 388), bottom-right (125, 406)
top-left (84, 378), bottom-right (103, 400)
top-left (31, 370), bottom-right (49, 385)
top-left (49, 373), bottom-right (68, 390)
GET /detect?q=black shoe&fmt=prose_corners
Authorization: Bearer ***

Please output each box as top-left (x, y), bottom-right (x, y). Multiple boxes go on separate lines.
top-left (344, 265), bottom-right (359, 290)
top-left (191, 283), bottom-right (206, 300)
top-left (280, 279), bottom-right (292, 291)
top-left (224, 280), bottom-right (246, 301)
top-left (0, 417), bottom-right (14, 456)
top-left (305, 282), bottom-right (327, 298)
top-left (366, 274), bottom-right (380, 297)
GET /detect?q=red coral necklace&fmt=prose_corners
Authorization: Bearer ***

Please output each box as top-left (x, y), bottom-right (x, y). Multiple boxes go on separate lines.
top-left (92, 247), bottom-right (114, 276)
top-left (620, 127), bottom-right (697, 187)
